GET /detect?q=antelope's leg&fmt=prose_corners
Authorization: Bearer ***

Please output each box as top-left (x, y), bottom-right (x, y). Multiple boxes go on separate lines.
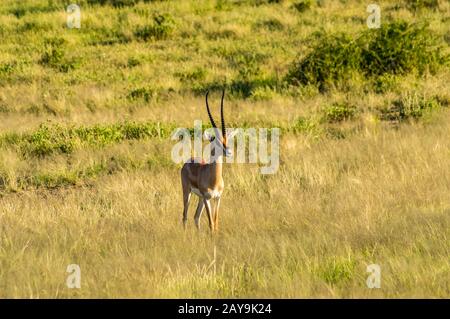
top-left (214, 197), bottom-right (221, 232)
top-left (182, 189), bottom-right (191, 228)
top-left (203, 199), bottom-right (214, 231)
top-left (194, 197), bottom-right (205, 229)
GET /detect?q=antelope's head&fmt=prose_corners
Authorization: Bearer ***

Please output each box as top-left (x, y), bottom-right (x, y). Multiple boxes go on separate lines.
top-left (204, 90), bottom-right (237, 158)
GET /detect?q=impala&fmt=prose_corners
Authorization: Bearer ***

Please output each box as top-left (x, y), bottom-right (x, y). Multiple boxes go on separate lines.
top-left (181, 89), bottom-right (236, 232)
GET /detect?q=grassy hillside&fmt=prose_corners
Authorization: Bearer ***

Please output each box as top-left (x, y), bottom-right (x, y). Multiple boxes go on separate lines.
top-left (0, 0), bottom-right (449, 297)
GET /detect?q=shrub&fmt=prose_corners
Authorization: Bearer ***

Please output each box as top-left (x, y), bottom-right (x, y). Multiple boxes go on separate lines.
top-left (286, 33), bottom-right (362, 90)
top-left (361, 21), bottom-right (446, 77)
top-left (286, 21), bottom-right (448, 90)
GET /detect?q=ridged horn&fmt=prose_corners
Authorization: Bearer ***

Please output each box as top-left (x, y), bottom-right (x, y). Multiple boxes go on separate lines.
top-left (220, 89), bottom-right (226, 138)
top-left (205, 91), bottom-right (218, 129)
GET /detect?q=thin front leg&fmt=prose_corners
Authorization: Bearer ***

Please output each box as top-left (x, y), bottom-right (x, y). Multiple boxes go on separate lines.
top-left (203, 199), bottom-right (214, 232)
top-left (182, 190), bottom-right (191, 229)
top-left (194, 197), bottom-right (205, 230)
top-left (214, 197), bottom-right (221, 232)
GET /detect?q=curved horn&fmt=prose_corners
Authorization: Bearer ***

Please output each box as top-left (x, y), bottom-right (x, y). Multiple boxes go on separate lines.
top-left (220, 89), bottom-right (226, 138)
top-left (205, 91), bottom-right (218, 129)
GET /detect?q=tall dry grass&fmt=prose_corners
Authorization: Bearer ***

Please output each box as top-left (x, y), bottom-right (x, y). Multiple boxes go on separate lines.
top-left (1, 111), bottom-right (449, 297)
top-left (0, 0), bottom-right (449, 298)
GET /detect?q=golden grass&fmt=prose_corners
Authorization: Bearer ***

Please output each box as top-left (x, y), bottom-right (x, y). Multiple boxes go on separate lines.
top-left (0, 0), bottom-right (449, 298)
top-left (1, 111), bottom-right (449, 297)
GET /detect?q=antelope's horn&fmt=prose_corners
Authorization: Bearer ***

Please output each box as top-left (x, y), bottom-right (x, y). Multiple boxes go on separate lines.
top-left (220, 89), bottom-right (226, 138)
top-left (206, 91), bottom-right (218, 129)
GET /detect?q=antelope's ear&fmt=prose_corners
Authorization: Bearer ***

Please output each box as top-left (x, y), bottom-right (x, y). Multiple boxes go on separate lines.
top-left (227, 128), bottom-right (239, 139)
top-left (203, 129), bottom-right (215, 142)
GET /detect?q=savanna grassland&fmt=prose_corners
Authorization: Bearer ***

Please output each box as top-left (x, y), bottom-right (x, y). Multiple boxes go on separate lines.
top-left (0, 0), bottom-right (449, 298)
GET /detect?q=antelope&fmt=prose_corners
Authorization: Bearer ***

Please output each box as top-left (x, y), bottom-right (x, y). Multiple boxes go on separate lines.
top-left (181, 89), bottom-right (237, 232)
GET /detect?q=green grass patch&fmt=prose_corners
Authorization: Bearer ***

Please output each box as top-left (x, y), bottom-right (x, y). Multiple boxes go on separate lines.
top-left (134, 13), bottom-right (175, 41)
top-left (127, 87), bottom-right (158, 102)
top-left (39, 38), bottom-right (79, 73)
top-left (316, 257), bottom-right (356, 285)
top-left (13, 121), bottom-right (177, 157)
top-left (321, 103), bottom-right (357, 123)
top-left (405, 0), bottom-right (440, 12)
top-left (292, 0), bottom-right (313, 13)
top-left (380, 93), bottom-right (443, 122)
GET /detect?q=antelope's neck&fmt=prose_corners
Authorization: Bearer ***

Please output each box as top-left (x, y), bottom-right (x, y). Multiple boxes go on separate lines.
top-left (210, 156), bottom-right (223, 184)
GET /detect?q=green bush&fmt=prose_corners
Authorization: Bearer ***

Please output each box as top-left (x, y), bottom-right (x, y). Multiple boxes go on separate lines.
top-left (287, 21), bottom-right (448, 90)
top-left (361, 21), bottom-right (446, 77)
top-left (287, 33), bottom-right (362, 90)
